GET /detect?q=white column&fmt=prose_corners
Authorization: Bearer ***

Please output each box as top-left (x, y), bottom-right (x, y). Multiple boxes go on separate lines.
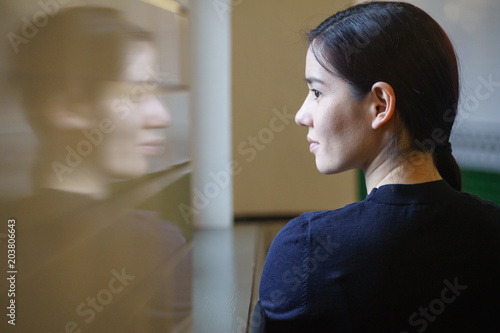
top-left (190, 0), bottom-right (233, 228)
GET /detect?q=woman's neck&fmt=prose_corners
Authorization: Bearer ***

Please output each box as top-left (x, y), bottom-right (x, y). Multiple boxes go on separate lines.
top-left (37, 157), bottom-right (109, 199)
top-left (364, 151), bottom-right (442, 193)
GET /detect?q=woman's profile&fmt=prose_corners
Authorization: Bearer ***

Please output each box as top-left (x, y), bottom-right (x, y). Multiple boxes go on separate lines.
top-left (257, 2), bottom-right (500, 332)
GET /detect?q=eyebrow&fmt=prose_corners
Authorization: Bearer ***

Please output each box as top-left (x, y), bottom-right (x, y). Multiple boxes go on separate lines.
top-left (305, 77), bottom-right (326, 85)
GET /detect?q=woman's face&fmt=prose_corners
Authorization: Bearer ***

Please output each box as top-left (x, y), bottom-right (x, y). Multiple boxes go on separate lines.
top-left (95, 42), bottom-right (170, 179)
top-left (295, 47), bottom-right (373, 174)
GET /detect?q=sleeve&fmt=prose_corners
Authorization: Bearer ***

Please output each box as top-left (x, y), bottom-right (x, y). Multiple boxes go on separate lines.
top-left (258, 215), bottom-right (310, 320)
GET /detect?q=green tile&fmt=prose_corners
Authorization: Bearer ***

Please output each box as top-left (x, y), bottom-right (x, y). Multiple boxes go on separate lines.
top-left (462, 169), bottom-right (500, 204)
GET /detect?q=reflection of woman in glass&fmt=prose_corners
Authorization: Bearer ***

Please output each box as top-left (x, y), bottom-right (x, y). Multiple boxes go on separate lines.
top-left (6, 7), bottom-right (191, 332)
top-left (258, 2), bottom-right (500, 332)
top-left (17, 8), bottom-right (169, 195)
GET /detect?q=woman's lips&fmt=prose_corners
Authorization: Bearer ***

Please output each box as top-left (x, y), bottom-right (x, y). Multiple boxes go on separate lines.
top-left (307, 136), bottom-right (319, 152)
top-left (139, 140), bottom-right (165, 155)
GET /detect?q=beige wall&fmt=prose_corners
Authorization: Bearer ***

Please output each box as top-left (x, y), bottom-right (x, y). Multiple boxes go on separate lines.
top-left (232, 0), bottom-right (358, 217)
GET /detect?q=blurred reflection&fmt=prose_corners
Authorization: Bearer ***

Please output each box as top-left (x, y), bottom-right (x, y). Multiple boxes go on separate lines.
top-left (1, 6), bottom-right (191, 332)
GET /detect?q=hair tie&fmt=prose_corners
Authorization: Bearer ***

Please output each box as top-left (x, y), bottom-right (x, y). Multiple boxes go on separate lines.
top-left (434, 143), bottom-right (452, 156)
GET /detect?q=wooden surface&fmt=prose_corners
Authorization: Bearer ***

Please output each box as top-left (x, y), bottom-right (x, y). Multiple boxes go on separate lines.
top-left (193, 221), bottom-right (286, 333)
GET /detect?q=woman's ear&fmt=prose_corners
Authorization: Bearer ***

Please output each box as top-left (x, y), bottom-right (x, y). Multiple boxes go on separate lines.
top-left (369, 81), bottom-right (396, 130)
top-left (45, 94), bottom-right (96, 130)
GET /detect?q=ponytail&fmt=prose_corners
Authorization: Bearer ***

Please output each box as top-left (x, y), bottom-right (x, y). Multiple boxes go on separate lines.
top-left (433, 144), bottom-right (462, 191)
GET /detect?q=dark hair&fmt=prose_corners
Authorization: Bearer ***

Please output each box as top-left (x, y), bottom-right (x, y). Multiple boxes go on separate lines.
top-left (308, 1), bottom-right (462, 191)
top-left (12, 6), bottom-right (153, 135)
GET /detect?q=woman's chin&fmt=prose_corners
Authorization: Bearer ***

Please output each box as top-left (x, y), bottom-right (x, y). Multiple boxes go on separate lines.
top-left (104, 162), bottom-right (149, 180)
top-left (316, 159), bottom-right (344, 175)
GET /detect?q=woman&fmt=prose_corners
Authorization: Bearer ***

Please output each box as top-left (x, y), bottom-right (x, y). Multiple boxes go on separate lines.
top-left (14, 7), bottom-right (170, 194)
top-left (257, 2), bottom-right (500, 332)
top-left (2, 7), bottom-right (191, 332)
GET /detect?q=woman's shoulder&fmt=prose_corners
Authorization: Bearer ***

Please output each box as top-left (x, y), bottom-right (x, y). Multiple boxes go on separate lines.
top-left (263, 202), bottom-right (370, 274)
top-left (288, 200), bottom-right (375, 235)
top-left (293, 200), bottom-right (369, 226)
top-left (457, 190), bottom-right (500, 211)
top-left (259, 202), bottom-right (370, 320)
top-left (270, 198), bottom-right (375, 249)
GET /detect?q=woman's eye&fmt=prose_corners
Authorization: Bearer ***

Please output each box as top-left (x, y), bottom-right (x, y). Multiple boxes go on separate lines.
top-left (311, 89), bottom-right (322, 99)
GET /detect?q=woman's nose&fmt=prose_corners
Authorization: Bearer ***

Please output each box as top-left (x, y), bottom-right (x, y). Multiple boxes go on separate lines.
top-left (295, 99), bottom-right (311, 127)
top-left (144, 96), bottom-right (171, 129)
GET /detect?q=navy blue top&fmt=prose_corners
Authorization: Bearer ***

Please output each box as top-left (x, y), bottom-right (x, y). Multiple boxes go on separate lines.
top-left (259, 180), bottom-right (500, 332)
